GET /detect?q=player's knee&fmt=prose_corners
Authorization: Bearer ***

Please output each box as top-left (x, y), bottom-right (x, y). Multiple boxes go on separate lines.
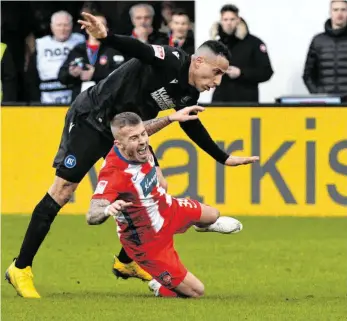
top-left (193, 283), bottom-right (205, 297)
top-left (188, 282), bottom-right (204, 298)
top-left (49, 177), bottom-right (78, 206)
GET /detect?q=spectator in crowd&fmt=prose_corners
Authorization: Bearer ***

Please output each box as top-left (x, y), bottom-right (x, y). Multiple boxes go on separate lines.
top-left (211, 4), bottom-right (273, 103)
top-left (25, 11), bottom-right (85, 104)
top-left (1, 42), bottom-right (18, 102)
top-left (129, 3), bottom-right (167, 45)
top-left (168, 9), bottom-right (195, 55)
top-left (58, 14), bottom-right (125, 102)
top-left (303, 0), bottom-right (347, 94)
top-left (159, 1), bottom-right (175, 34)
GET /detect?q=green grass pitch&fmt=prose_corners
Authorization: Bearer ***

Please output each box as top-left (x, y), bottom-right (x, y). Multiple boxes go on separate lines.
top-left (2, 215), bottom-right (347, 321)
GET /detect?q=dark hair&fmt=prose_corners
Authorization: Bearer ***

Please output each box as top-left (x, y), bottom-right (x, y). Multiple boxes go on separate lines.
top-left (111, 112), bottom-right (142, 130)
top-left (172, 8), bottom-right (190, 20)
top-left (220, 4), bottom-right (239, 15)
top-left (198, 40), bottom-right (231, 62)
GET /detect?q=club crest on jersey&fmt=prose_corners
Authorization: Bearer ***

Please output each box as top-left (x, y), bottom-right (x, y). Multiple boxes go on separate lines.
top-left (64, 155), bottom-right (76, 168)
top-left (159, 271), bottom-right (172, 286)
top-left (151, 87), bottom-right (176, 110)
top-left (99, 55), bottom-right (108, 65)
top-left (140, 167), bottom-right (158, 197)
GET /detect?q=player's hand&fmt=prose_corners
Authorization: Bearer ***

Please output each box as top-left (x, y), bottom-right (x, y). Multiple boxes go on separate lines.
top-left (69, 65), bottom-right (83, 77)
top-left (168, 106), bottom-right (205, 123)
top-left (226, 66), bottom-right (241, 79)
top-left (225, 155), bottom-right (259, 166)
top-left (106, 200), bottom-right (133, 217)
top-left (80, 64), bottom-right (95, 81)
top-left (78, 12), bottom-right (107, 39)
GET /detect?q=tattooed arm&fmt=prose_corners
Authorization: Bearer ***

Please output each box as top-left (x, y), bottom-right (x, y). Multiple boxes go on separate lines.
top-left (143, 105), bottom-right (206, 137)
top-left (87, 199), bottom-right (133, 225)
top-left (144, 116), bottom-right (172, 136)
top-left (86, 199), bottom-right (111, 225)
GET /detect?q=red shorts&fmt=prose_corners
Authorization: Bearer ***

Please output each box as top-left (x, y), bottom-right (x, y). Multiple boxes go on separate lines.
top-left (123, 198), bottom-right (202, 289)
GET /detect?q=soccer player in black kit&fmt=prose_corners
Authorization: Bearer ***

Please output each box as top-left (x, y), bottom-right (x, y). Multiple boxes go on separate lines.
top-left (6, 12), bottom-right (259, 298)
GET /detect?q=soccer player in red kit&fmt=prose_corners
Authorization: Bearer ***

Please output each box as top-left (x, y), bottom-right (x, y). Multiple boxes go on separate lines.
top-left (87, 112), bottom-right (258, 298)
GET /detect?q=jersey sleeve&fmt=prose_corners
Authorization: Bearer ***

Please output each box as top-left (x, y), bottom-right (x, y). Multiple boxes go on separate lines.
top-left (92, 166), bottom-right (121, 203)
top-left (100, 33), bottom-right (179, 68)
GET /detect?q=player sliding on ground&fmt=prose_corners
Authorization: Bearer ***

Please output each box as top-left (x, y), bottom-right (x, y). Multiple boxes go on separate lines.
top-left (6, 12), bottom-right (259, 299)
top-left (87, 112), bottom-right (256, 298)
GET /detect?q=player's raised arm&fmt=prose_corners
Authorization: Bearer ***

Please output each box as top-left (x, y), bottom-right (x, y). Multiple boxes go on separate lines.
top-left (78, 12), bottom-right (168, 65)
top-left (178, 110), bottom-right (259, 166)
top-left (144, 106), bottom-right (205, 136)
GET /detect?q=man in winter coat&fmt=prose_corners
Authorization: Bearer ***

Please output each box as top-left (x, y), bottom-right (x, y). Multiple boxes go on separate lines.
top-left (211, 4), bottom-right (273, 103)
top-left (303, 0), bottom-right (347, 94)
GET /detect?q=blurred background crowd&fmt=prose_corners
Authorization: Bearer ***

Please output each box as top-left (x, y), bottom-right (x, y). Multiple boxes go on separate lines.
top-left (1, 0), bottom-right (347, 104)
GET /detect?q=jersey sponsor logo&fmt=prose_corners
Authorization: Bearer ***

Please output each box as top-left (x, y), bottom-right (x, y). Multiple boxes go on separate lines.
top-left (172, 51), bottom-right (180, 59)
top-left (94, 180), bottom-right (108, 194)
top-left (44, 47), bottom-right (71, 57)
top-left (64, 155), bottom-right (77, 169)
top-left (140, 167), bottom-right (158, 197)
top-left (159, 271), bottom-right (172, 286)
top-left (150, 87), bottom-right (176, 110)
top-left (151, 45), bottom-right (165, 60)
top-left (170, 79), bottom-right (178, 84)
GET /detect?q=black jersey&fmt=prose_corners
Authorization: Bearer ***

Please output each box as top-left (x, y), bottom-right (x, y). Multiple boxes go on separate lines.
top-left (71, 33), bottom-right (228, 164)
top-left (73, 42), bottom-right (198, 127)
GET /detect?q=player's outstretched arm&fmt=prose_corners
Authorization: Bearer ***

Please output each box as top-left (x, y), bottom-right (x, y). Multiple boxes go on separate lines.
top-left (87, 199), bottom-right (133, 225)
top-left (144, 106), bottom-right (205, 136)
top-left (78, 12), bottom-right (162, 65)
top-left (178, 109), bottom-right (259, 166)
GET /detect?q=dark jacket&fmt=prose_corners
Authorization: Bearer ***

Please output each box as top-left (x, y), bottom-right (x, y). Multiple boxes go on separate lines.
top-left (1, 43), bottom-right (17, 102)
top-left (58, 43), bottom-right (125, 102)
top-left (131, 29), bottom-right (168, 46)
top-left (303, 19), bottom-right (347, 94)
top-left (168, 30), bottom-right (195, 56)
top-left (211, 20), bottom-right (273, 103)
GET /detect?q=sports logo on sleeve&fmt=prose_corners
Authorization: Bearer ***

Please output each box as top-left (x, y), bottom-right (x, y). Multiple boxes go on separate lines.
top-left (64, 155), bottom-right (76, 168)
top-left (94, 180), bottom-right (108, 195)
top-left (151, 45), bottom-right (165, 60)
top-left (260, 44), bottom-right (267, 53)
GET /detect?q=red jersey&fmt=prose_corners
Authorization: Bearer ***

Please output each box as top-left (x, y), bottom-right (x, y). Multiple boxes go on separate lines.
top-left (92, 146), bottom-right (173, 248)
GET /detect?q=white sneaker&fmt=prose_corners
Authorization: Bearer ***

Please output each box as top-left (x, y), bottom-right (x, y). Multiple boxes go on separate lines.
top-left (194, 216), bottom-right (243, 234)
top-left (148, 279), bottom-right (161, 297)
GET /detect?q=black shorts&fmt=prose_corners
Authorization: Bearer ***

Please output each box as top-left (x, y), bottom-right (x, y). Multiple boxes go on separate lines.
top-left (53, 108), bottom-right (160, 183)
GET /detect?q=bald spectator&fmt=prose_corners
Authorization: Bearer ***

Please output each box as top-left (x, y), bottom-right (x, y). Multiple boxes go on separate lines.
top-left (25, 11), bottom-right (85, 104)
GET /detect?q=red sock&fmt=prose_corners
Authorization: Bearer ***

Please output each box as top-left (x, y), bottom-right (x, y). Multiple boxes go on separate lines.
top-left (159, 286), bottom-right (178, 297)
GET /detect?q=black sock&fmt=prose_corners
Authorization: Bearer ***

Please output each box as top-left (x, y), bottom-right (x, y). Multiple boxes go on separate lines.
top-left (15, 193), bottom-right (61, 269)
top-left (117, 247), bottom-right (133, 264)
